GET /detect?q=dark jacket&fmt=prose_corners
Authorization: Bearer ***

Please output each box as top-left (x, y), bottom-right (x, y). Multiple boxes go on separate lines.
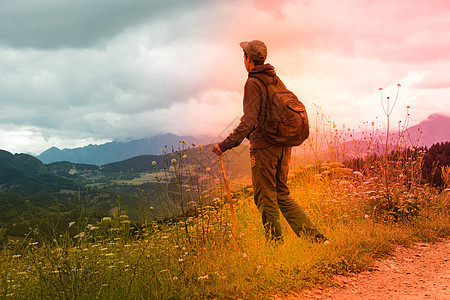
top-left (219, 64), bottom-right (277, 152)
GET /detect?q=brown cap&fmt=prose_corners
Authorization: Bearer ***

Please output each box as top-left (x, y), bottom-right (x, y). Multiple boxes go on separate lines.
top-left (240, 40), bottom-right (267, 61)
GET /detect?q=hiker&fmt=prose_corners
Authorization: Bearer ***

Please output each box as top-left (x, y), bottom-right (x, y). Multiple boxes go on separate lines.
top-left (212, 40), bottom-right (329, 244)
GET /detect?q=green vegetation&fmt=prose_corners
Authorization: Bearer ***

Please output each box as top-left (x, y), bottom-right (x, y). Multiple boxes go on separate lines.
top-left (1, 101), bottom-right (450, 298)
top-left (1, 137), bottom-right (449, 299)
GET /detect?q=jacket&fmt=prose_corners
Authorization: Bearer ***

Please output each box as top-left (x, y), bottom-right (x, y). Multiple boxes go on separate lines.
top-left (218, 64), bottom-right (277, 152)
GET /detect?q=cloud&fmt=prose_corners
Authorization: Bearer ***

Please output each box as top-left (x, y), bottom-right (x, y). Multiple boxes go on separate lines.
top-left (1, 0), bottom-right (449, 155)
top-left (0, 0), bottom-right (207, 49)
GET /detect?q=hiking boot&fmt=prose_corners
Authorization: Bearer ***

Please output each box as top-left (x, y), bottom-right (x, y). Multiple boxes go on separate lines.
top-left (314, 233), bottom-right (330, 244)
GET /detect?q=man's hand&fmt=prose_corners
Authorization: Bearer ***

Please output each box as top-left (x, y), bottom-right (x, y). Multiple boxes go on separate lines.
top-left (212, 144), bottom-right (222, 156)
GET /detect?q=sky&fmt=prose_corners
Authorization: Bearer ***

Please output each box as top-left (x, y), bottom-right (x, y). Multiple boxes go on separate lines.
top-left (1, 0), bottom-right (449, 155)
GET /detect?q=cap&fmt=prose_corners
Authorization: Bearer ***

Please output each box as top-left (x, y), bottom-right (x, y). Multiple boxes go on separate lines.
top-left (240, 40), bottom-right (267, 61)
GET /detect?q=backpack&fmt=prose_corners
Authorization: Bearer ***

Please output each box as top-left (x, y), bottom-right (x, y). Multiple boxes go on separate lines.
top-left (251, 74), bottom-right (310, 146)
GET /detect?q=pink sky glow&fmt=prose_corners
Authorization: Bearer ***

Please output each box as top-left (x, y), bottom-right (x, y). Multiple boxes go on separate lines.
top-left (0, 0), bottom-right (449, 154)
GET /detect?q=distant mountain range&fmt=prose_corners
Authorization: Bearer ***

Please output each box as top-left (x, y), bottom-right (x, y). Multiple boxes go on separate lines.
top-left (35, 114), bottom-right (450, 166)
top-left (37, 133), bottom-right (216, 165)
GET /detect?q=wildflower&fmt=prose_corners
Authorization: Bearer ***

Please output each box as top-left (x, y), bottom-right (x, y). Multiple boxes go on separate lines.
top-left (52, 239), bottom-right (57, 243)
top-left (87, 224), bottom-right (93, 230)
top-left (152, 161), bottom-right (157, 166)
top-left (197, 274), bottom-right (209, 281)
top-left (69, 221), bottom-right (75, 228)
top-left (102, 217), bottom-right (111, 222)
top-left (27, 266), bottom-right (31, 271)
top-left (12, 255), bottom-right (21, 258)
top-left (171, 158), bottom-right (177, 164)
top-left (161, 148), bottom-right (166, 152)
top-left (182, 140), bottom-right (186, 144)
top-left (353, 171), bottom-right (363, 177)
top-left (178, 258), bottom-right (184, 262)
top-left (313, 174), bottom-right (322, 181)
top-left (206, 167), bottom-right (211, 172)
top-left (169, 166), bottom-right (175, 172)
top-left (75, 232), bottom-right (85, 239)
top-left (365, 214), bottom-right (369, 219)
top-left (173, 276), bottom-right (178, 280)
top-left (198, 144), bottom-right (203, 149)
top-left (149, 206), bottom-right (154, 210)
top-left (242, 253), bottom-right (248, 259)
top-left (183, 154), bottom-right (188, 159)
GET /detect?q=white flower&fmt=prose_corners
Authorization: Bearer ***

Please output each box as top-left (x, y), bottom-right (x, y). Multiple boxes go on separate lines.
top-left (353, 171), bottom-right (363, 177)
top-left (365, 214), bottom-right (369, 219)
top-left (197, 275), bottom-right (209, 281)
top-left (87, 224), bottom-right (93, 230)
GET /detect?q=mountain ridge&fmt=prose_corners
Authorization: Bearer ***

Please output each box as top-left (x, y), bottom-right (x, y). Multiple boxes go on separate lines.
top-left (33, 114), bottom-right (450, 166)
top-left (37, 133), bottom-right (216, 165)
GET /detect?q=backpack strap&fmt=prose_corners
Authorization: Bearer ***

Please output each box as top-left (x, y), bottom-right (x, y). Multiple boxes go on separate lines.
top-left (248, 74), bottom-right (277, 133)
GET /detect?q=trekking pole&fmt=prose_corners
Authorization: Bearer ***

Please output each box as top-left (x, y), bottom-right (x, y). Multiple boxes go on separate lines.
top-left (219, 154), bottom-right (238, 250)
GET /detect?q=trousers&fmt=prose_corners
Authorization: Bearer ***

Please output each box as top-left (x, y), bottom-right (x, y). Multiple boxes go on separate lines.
top-left (250, 146), bottom-right (320, 240)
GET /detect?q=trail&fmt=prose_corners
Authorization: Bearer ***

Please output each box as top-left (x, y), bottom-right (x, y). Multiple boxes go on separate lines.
top-left (283, 239), bottom-right (450, 300)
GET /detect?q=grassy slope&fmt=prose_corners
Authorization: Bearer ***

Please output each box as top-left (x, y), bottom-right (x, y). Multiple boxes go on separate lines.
top-left (1, 160), bottom-right (449, 299)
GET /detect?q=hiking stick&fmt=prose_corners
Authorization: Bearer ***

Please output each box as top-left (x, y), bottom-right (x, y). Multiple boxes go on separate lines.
top-left (219, 154), bottom-right (238, 250)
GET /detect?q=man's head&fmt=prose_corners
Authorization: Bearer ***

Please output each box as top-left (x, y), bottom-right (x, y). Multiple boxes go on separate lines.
top-left (240, 40), bottom-right (267, 70)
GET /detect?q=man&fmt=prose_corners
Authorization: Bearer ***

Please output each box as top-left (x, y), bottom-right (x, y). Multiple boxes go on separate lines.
top-left (212, 40), bottom-right (329, 244)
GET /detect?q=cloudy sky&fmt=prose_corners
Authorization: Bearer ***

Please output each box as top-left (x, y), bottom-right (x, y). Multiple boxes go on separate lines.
top-left (1, 0), bottom-right (449, 155)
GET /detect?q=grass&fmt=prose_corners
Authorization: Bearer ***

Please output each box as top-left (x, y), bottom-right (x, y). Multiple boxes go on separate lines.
top-left (1, 159), bottom-right (449, 299)
top-left (1, 112), bottom-right (450, 298)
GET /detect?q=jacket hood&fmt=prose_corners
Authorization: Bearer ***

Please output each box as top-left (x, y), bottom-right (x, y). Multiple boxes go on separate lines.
top-left (248, 63), bottom-right (276, 77)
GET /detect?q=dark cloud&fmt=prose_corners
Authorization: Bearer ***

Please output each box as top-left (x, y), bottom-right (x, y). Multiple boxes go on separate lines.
top-left (0, 0), bottom-right (205, 49)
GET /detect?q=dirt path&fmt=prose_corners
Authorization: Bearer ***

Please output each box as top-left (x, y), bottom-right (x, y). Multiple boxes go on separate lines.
top-left (286, 239), bottom-right (450, 300)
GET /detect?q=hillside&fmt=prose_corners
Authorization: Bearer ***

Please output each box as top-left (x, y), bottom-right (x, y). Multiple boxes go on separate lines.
top-left (0, 150), bottom-right (79, 195)
top-left (405, 113), bottom-right (450, 147)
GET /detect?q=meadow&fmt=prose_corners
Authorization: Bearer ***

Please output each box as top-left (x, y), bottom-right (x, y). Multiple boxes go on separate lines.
top-left (1, 111), bottom-right (450, 299)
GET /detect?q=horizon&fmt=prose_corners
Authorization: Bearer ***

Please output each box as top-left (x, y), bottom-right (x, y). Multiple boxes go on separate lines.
top-left (1, 0), bottom-right (450, 155)
top-left (22, 112), bottom-right (450, 157)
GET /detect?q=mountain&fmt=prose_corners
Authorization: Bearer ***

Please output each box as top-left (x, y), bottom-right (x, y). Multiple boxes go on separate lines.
top-left (404, 113), bottom-right (450, 148)
top-left (0, 150), bottom-right (79, 194)
top-left (37, 133), bottom-right (216, 165)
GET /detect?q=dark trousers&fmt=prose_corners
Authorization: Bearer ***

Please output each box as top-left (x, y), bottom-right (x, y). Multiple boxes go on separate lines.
top-left (250, 146), bottom-right (320, 240)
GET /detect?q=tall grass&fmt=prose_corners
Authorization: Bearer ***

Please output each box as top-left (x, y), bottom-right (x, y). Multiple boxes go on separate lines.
top-left (2, 118), bottom-right (450, 299)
